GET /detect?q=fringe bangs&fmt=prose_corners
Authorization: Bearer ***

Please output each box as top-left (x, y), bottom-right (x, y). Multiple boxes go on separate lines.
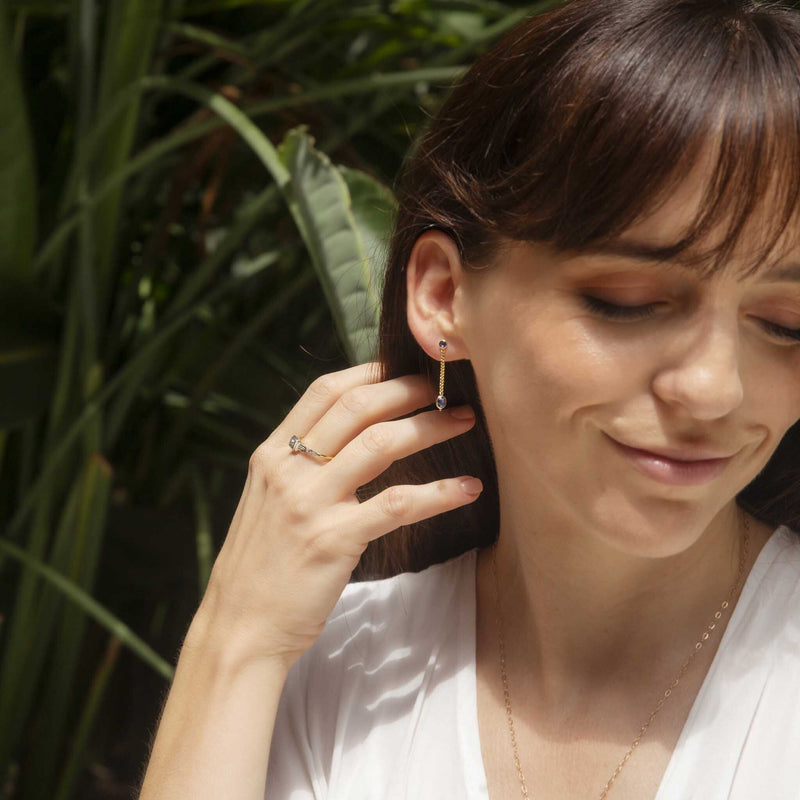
top-left (411, 0), bottom-right (800, 277)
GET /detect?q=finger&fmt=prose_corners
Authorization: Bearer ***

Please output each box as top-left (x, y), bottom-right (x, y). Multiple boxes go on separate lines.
top-left (345, 475), bottom-right (484, 546)
top-left (301, 373), bottom-right (436, 459)
top-left (326, 405), bottom-right (477, 498)
top-left (272, 362), bottom-right (383, 448)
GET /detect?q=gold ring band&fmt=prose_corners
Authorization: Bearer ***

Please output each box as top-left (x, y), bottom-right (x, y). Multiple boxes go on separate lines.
top-left (288, 435), bottom-right (334, 460)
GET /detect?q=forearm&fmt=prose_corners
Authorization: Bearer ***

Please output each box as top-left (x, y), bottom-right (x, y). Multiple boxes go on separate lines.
top-left (137, 608), bottom-right (292, 800)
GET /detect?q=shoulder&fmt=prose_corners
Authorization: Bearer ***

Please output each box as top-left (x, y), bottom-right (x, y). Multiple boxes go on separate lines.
top-left (661, 525), bottom-right (800, 796)
top-left (750, 523), bottom-right (800, 601)
top-left (724, 523), bottom-right (800, 673)
top-left (280, 547), bottom-right (479, 700)
top-left (270, 548), bottom-right (479, 777)
top-left (267, 549), bottom-right (482, 792)
top-left (337, 547), bottom-right (479, 619)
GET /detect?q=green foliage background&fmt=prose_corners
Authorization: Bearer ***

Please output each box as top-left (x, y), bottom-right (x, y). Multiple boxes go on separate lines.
top-left (0, 1), bottom-right (559, 797)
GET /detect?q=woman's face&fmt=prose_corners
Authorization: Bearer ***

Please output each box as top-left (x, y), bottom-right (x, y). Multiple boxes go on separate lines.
top-left (448, 174), bottom-right (800, 557)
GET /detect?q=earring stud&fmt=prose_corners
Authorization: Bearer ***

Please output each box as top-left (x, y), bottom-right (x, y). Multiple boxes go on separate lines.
top-left (436, 339), bottom-right (447, 410)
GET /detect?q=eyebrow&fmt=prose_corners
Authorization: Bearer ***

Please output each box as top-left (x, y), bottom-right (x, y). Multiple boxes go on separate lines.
top-left (582, 239), bottom-right (800, 283)
top-left (765, 263), bottom-right (800, 283)
top-left (588, 239), bottom-right (684, 261)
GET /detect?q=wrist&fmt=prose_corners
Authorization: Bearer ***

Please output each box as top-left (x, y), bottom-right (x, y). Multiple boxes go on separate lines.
top-left (182, 602), bottom-right (297, 679)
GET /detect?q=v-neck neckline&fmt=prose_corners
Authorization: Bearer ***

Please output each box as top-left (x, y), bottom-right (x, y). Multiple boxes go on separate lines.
top-left (464, 524), bottom-right (790, 800)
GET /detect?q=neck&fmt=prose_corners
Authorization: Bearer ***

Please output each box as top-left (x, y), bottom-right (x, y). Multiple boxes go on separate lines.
top-left (478, 494), bottom-right (765, 710)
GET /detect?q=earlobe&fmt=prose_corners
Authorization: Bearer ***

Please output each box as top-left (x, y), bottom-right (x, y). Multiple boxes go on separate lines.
top-left (405, 230), bottom-right (469, 361)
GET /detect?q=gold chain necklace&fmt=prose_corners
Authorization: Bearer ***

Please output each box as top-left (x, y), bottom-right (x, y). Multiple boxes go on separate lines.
top-left (490, 513), bottom-right (750, 800)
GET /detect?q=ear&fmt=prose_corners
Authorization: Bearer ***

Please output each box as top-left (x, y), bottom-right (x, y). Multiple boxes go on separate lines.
top-left (406, 230), bottom-right (471, 361)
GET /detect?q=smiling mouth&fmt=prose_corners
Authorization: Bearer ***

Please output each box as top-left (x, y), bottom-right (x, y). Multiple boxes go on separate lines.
top-left (606, 435), bottom-right (735, 486)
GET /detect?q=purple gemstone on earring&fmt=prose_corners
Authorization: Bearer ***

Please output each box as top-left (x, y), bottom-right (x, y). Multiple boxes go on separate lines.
top-left (439, 340), bottom-right (447, 349)
top-left (436, 395), bottom-right (447, 410)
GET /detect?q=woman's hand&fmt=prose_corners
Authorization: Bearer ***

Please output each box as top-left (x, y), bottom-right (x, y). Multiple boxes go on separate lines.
top-left (196, 362), bottom-right (482, 670)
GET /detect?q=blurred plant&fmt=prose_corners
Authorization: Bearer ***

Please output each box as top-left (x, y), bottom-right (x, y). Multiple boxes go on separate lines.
top-left (0, 0), bottom-right (559, 797)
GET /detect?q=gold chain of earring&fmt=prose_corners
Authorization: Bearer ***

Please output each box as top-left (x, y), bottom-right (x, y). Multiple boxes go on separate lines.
top-left (436, 339), bottom-right (448, 410)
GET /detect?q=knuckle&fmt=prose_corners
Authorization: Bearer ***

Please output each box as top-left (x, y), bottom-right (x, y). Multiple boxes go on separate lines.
top-left (362, 423), bottom-right (393, 454)
top-left (248, 445), bottom-right (269, 475)
top-left (269, 456), bottom-right (294, 491)
top-left (302, 530), bottom-right (334, 562)
top-left (286, 485), bottom-right (317, 521)
top-left (339, 386), bottom-right (370, 415)
top-left (381, 485), bottom-right (411, 519)
top-left (307, 373), bottom-right (339, 402)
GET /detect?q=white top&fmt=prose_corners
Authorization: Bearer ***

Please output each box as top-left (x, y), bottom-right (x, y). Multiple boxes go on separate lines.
top-left (265, 525), bottom-right (800, 799)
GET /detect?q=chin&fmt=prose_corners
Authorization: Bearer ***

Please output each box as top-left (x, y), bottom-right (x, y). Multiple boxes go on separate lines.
top-left (594, 501), bottom-right (722, 560)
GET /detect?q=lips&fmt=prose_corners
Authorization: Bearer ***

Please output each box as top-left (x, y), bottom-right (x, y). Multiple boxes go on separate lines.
top-left (605, 434), bottom-right (735, 486)
top-left (615, 441), bottom-right (736, 462)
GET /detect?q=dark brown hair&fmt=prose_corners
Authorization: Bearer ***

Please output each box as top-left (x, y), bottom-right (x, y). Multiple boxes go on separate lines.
top-left (354, 0), bottom-right (800, 580)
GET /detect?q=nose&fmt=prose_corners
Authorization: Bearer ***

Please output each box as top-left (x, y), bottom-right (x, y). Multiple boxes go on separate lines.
top-left (651, 312), bottom-right (744, 420)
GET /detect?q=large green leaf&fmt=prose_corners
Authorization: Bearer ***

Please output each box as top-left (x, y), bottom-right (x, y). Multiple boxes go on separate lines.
top-left (0, 5), bottom-right (37, 281)
top-left (340, 165), bottom-right (396, 308)
top-left (278, 127), bottom-right (394, 365)
top-left (35, 65), bottom-right (464, 278)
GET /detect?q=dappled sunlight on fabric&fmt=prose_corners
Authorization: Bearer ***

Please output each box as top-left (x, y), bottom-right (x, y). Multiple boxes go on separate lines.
top-left (266, 528), bottom-right (800, 799)
top-left (327, 620), bottom-right (388, 659)
top-left (363, 651), bottom-right (437, 712)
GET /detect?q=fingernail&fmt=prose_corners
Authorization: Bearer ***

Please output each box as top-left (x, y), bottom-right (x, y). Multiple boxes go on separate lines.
top-left (449, 405), bottom-right (475, 420)
top-left (460, 477), bottom-right (483, 495)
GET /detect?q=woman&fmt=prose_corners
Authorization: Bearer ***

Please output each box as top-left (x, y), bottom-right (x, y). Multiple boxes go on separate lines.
top-left (138, 0), bottom-right (800, 798)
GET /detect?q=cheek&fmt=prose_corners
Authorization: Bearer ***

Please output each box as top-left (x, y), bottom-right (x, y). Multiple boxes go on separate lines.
top-left (478, 318), bottom-right (637, 427)
top-left (758, 389), bottom-right (800, 444)
top-left (745, 353), bottom-right (800, 436)
top-left (527, 322), bottom-right (640, 409)
top-left (787, 365), bottom-right (800, 424)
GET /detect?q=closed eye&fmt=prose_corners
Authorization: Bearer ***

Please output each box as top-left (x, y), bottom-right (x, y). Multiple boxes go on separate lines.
top-left (581, 295), bottom-right (800, 344)
top-left (758, 319), bottom-right (800, 344)
top-left (580, 295), bottom-right (660, 321)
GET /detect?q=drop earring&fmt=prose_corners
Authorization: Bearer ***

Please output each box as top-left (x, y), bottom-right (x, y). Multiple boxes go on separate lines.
top-left (436, 339), bottom-right (447, 410)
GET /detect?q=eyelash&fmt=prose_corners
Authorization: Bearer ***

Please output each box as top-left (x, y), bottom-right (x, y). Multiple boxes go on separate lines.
top-left (580, 296), bottom-right (800, 344)
top-left (581, 296), bottom-right (659, 321)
